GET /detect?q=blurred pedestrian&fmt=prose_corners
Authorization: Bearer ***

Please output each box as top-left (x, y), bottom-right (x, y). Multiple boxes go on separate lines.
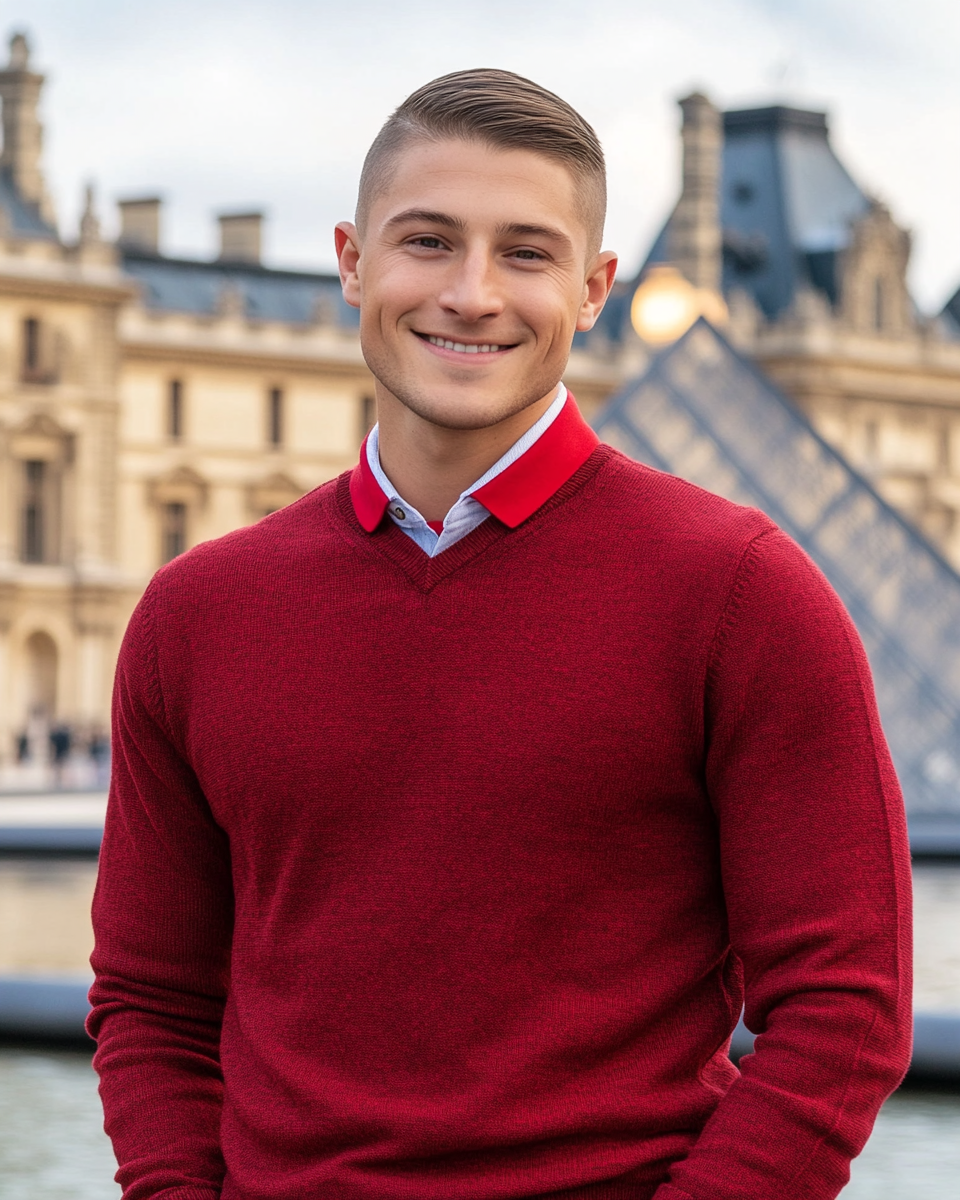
top-left (49, 723), bottom-right (71, 786)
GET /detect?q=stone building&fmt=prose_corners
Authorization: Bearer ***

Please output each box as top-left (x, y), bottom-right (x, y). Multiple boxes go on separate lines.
top-left (0, 35), bottom-right (379, 770)
top-left (2, 31), bottom-right (960, 771)
top-left (614, 93), bottom-right (960, 560)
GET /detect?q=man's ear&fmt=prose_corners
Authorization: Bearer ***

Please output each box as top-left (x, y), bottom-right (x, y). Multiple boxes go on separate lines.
top-left (576, 251), bottom-right (618, 332)
top-left (336, 222), bottom-right (362, 310)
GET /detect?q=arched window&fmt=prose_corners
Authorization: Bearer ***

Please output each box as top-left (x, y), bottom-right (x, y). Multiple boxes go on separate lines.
top-left (25, 630), bottom-right (58, 719)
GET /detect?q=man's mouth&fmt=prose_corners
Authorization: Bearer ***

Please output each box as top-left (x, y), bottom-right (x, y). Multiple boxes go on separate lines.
top-left (416, 333), bottom-right (516, 355)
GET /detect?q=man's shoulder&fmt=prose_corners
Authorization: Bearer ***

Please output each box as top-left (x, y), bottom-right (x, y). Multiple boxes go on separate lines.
top-left (145, 472), bottom-right (349, 602)
top-left (590, 446), bottom-right (776, 557)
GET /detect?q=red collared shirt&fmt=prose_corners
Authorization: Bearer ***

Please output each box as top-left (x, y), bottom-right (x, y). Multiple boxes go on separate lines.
top-left (349, 387), bottom-right (600, 555)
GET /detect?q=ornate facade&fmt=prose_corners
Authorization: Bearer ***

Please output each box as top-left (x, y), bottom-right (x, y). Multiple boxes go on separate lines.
top-left (0, 36), bottom-right (381, 770)
top-left (2, 32), bottom-right (960, 772)
top-left (617, 95), bottom-right (960, 560)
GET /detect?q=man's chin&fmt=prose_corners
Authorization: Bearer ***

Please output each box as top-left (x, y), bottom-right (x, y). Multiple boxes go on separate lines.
top-left (406, 400), bottom-right (530, 432)
top-left (373, 372), bottom-right (561, 433)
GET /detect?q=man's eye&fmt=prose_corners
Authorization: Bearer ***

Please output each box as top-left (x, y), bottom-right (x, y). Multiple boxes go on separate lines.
top-left (512, 249), bottom-right (544, 261)
top-left (411, 236), bottom-right (446, 249)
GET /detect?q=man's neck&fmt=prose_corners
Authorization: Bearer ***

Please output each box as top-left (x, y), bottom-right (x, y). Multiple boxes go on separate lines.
top-left (375, 387), bottom-right (560, 522)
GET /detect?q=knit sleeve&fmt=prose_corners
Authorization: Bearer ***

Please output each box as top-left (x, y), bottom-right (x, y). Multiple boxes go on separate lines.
top-left (657, 527), bottom-right (913, 1200)
top-left (88, 582), bottom-right (232, 1200)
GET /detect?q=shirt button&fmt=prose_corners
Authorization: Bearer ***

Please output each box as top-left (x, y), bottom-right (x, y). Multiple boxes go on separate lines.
top-left (392, 506), bottom-right (406, 520)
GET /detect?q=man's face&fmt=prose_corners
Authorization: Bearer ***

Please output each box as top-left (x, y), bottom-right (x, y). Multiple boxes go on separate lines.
top-left (336, 139), bottom-right (616, 431)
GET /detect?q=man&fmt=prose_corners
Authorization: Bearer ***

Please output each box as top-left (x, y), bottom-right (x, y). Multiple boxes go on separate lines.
top-left (90, 69), bottom-right (912, 1200)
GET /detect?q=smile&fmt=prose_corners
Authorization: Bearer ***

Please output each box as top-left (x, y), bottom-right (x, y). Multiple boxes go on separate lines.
top-left (418, 334), bottom-right (514, 355)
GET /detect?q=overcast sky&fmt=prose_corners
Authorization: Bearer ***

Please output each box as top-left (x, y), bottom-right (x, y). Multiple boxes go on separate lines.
top-left (9, 0), bottom-right (960, 310)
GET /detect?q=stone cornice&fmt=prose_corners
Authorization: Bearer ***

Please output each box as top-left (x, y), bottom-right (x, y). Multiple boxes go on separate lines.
top-left (119, 329), bottom-right (371, 378)
top-left (0, 263), bottom-right (133, 305)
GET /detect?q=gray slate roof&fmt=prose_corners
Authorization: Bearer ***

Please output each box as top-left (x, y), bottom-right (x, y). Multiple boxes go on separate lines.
top-left (120, 249), bottom-right (359, 327)
top-left (942, 288), bottom-right (960, 338)
top-left (593, 318), bottom-right (960, 820)
top-left (639, 105), bottom-right (871, 323)
top-left (0, 167), bottom-right (57, 239)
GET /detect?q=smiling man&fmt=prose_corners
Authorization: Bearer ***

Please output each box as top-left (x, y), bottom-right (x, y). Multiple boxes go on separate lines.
top-left (337, 91), bottom-right (615, 544)
top-left (89, 70), bottom-right (912, 1200)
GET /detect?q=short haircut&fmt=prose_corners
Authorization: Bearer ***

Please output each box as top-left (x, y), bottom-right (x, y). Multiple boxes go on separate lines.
top-left (356, 68), bottom-right (606, 256)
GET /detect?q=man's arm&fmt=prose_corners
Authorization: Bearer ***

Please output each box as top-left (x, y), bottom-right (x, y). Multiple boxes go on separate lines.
top-left (656, 528), bottom-right (913, 1200)
top-left (88, 584), bottom-right (233, 1200)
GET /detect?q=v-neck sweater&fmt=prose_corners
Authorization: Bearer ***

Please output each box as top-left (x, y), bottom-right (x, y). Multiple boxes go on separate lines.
top-left (89, 445), bottom-right (912, 1200)
top-left (365, 385), bottom-right (568, 556)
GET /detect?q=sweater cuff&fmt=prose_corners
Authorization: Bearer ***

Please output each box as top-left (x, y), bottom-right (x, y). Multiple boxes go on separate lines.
top-left (651, 1186), bottom-right (695, 1200)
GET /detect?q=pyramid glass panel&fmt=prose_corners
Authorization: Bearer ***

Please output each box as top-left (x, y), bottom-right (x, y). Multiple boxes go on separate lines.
top-left (593, 320), bottom-right (960, 817)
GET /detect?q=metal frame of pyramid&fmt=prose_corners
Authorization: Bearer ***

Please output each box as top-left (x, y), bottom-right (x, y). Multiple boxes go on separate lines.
top-left (593, 319), bottom-right (960, 824)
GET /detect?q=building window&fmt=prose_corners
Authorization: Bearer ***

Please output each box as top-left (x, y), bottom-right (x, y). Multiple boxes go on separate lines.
top-left (268, 387), bottom-right (283, 447)
top-left (22, 461), bottom-right (47, 562)
top-left (731, 180), bottom-right (755, 205)
top-left (20, 458), bottom-right (60, 564)
top-left (873, 278), bottom-right (885, 332)
top-left (168, 380), bottom-right (183, 440)
top-left (21, 317), bottom-right (57, 384)
top-left (361, 395), bottom-right (376, 436)
top-left (24, 318), bottom-right (40, 371)
top-left (161, 502), bottom-right (187, 562)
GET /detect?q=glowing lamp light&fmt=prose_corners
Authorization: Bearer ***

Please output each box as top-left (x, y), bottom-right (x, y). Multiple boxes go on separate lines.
top-left (630, 265), bottom-right (728, 345)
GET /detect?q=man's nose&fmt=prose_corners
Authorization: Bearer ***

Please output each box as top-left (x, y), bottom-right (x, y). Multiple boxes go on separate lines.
top-left (438, 249), bottom-right (504, 323)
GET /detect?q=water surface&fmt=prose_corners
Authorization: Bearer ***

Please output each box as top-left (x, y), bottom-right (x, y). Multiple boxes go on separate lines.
top-left (0, 1046), bottom-right (956, 1199)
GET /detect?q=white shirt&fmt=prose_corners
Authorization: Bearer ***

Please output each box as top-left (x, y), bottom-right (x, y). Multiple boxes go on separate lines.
top-left (366, 385), bottom-right (568, 558)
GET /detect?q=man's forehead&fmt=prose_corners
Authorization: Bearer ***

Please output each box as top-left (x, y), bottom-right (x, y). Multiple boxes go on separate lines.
top-left (368, 139), bottom-right (581, 234)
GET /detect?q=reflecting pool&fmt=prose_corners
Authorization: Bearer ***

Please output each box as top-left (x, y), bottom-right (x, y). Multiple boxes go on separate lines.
top-left (0, 1046), bottom-right (957, 1199)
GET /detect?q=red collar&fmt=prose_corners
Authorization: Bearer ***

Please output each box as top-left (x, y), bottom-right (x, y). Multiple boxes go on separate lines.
top-left (349, 394), bottom-right (599, 533)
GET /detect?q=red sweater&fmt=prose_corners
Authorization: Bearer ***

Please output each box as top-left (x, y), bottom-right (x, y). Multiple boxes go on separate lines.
top-left (89, 433), bottom-right (912, 1200)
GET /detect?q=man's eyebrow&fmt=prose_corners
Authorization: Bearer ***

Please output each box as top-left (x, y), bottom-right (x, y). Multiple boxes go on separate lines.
top-left (497, 221), bottom-right (573, 250)
top-left (382, 209), bottom-right (466, 232)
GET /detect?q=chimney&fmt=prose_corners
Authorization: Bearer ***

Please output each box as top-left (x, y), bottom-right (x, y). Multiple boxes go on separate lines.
top-left (79, 182), bottom-right (101, 243)
top-left (217, 212), bottom-right (263, 264)
top-left (0, 32), bottom-right (56, 226)
top-left (669, 92), bottom-right (722, 295)
top-left (118, 197), bottom-right (162, 253)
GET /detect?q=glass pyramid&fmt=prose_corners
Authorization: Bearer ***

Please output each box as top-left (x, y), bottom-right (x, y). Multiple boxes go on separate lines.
top-left (593, 320), bottom-right (960, 820)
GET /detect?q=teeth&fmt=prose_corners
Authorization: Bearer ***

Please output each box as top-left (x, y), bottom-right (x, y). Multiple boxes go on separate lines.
top-left (426, 335), bottom-right (501, 353)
